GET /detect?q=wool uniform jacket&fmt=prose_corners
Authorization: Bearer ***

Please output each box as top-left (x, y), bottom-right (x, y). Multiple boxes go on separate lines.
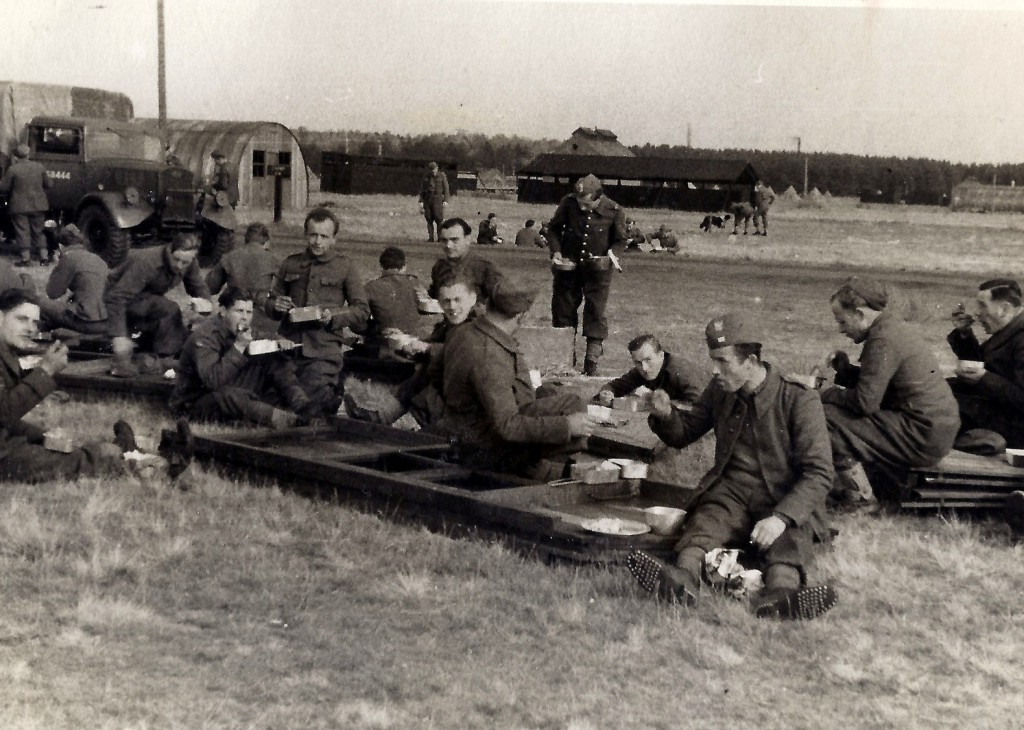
top-left (649, 365), bottom-right (833, 533)
top-left (0, 343), bottom-right (54, 459)
top-left (0, 158), bottom-right (51, 213)
top-left (546, 194), bottom-right (627, 261)
top-left (600, 351), bottom-right (704, 405)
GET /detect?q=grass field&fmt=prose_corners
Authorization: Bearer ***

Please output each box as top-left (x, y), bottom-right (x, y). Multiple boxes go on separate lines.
top-left (2, 197), bottom-right (1023, 729)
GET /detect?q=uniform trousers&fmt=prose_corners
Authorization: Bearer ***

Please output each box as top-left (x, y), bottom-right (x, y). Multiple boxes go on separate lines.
top-left (38, 299), bottom-right (108, 335)
top-left (823, 403), bottom-right (957, 471)
top-left (13, 212), bottom-right (47, 261)
top-left (949, 381), bottom-right (1024, 448)
top-left (125, 294), bottom-right (188, 356)
top-left (423, 196), bottom-right (445, 240)
top-left (674, 476), bottom-right (812, 587)
top-left (551, 267), bottom-right (612, 341)
top-left (0, 437), bottom-right (124, 482)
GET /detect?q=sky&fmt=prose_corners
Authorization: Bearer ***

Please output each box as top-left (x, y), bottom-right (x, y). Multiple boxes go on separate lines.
top-left (4, 0), bottom-right (1024, 164)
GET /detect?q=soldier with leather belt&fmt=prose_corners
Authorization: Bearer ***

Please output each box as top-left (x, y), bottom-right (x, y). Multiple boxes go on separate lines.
top-left (545, 173), bottom-right (627, 376)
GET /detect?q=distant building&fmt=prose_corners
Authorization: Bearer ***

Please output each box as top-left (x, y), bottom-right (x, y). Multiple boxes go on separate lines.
top-left (475, 168), bottom-right (516, 196)
top-left (951, 180), bottom-right (1024, 212)
top-left (549, 127), bottom-right (635, 157)
top-left (517, 154), bottom-right (758, 210)
top-left (319, 153), bottom-right (458, 196)
top-left (134, 119), bottom-right (309, 210)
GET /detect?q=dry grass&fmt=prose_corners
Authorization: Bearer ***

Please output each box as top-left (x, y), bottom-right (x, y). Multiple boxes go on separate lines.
top-left (2, 197), bottom-right (1024, 728)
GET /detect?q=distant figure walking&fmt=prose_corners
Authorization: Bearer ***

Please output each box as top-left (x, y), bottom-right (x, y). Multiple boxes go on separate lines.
top-left (418, 162), bottom-right (450, 242)
top-left (0, 143), bottom-right (52, 266)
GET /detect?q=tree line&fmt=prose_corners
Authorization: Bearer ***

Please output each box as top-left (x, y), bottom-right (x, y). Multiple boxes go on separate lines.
top-left (294, 128), bottom-right (1024, 205)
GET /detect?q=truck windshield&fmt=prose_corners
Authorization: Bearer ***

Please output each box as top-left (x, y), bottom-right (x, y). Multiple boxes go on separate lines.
top-left (88, 129), bottom-right (165, 162)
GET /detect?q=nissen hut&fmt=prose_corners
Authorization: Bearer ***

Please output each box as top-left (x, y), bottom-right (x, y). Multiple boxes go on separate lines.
top-left (133, 119), bottom-right (309, 210)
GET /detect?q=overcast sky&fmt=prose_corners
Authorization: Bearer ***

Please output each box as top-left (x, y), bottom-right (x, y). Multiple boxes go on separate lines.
top-left (4, 0), bottom-right (1023, 163)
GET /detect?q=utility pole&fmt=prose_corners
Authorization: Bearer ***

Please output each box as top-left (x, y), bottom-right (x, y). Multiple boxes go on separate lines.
top-left (686, 122), bottom-right (692, 149)
top-left (157, 0), bottom-right (166, 128)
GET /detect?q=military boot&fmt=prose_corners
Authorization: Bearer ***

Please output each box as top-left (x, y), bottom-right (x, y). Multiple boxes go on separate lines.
top-left (835, 461), bottom-right (878, 512)
top-left (583, 338), bottom-right (603, 376)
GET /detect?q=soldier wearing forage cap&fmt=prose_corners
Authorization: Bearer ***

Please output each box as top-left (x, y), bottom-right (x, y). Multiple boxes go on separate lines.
top-left (0, 143), bottom-right (52, 266)
top-left (819, 276), bottom-right (959, 508)
top-left (418, 161), bottom-right (450, 242)
top-left (39, 224), bottom-right (109, 335)
top-left (628, 312), bottom-right (839, 622)
top-left (439, 277), bottom-right (599, 477)
top-left (545, 173), bottom-right (628, 375)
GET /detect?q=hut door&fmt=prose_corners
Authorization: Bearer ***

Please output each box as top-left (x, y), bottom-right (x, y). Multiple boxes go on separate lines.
top-left (251, 150), bottom-right (293, 208)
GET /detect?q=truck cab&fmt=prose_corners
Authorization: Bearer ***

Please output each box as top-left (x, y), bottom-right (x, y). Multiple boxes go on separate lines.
top-left (24, 116), bottom-right (199, 265)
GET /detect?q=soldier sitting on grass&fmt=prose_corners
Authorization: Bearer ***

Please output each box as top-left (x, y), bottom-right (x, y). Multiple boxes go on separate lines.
top-left (38, 224), bottom-right (109, 336)
top-left (361, 246), bottom-right (433, 359)
top-left (205, 222), bottom-right (279, 338)
top-left (170, 286), bottom-right (299, 430)
top-left (438, 278), bottom-right (599, 479)
top-left (627, 312), bottom-right (838, 621)
top-left (0, 288), bottom-right (193, 482)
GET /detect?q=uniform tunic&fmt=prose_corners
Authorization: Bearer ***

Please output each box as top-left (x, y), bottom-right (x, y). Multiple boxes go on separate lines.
top-left (266, 249), bottom-right (369, 409)
top-left (170, 315), bottom-right (274, 425)
top-left (0, 157), bottom-right (51, 259)
top-left (0, 343), bottom-right (122, 481)
top-left (41, 244), bottom-right (109, 334)
top-left (205, 245), bottom-right (279, 337)
top-left (212, 160), bottom-right (239, 207)
top-left (649, 365), bottom-right (833, 578)
top-left (820, 310), bottom-right (959, 470)
top-left (365, 271), bottom-right (428, 342)
top-left (598, 351), bottom-right (704, 404)
top-left (418, 169), bottom-right (450, 238)
top-left (440, 316), bottom-right (583, 474)
top-left (947, 310), bottom-right (1024, 446)
top-left (546, 194), bottom-right (627, 341)
top-left (753, 186), bottom-right (776, 232)
top-left (514, 226), bottom-right (545, 248)
top-left (104, 246), bottom-right (211, 355)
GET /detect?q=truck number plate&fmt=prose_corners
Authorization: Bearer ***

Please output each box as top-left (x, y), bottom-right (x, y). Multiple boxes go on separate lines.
top-left (46, 171), bottom-right (71, 180)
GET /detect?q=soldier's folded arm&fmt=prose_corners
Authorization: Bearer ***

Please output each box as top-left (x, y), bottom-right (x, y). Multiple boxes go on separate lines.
top-left (103, 258), bottom-right (154, 339)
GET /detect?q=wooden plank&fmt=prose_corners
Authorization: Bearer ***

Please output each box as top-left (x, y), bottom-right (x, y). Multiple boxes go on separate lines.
top-left (913, 489), bottom-right (1012, 500)
top-left (54, 357), bottom-right (175, 398)
top-left (585, 411), bottom-right (662, 462)
top-left (911, 450), bottom-right (1024, 480)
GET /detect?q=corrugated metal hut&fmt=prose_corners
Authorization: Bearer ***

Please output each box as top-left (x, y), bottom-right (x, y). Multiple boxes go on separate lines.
top-left (0, 81), bottom-right (132, 160)
top-left (517, 154), bottom-right (758, 210)
top-left (320, 153), bottom-right (458, 196)
top-left (133, 119), bottom-right (308, 209)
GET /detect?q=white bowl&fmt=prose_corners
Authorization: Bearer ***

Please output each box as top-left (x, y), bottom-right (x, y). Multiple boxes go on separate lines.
top-left (1005, 448), bottom-right (1024, 467)
top-left (643, 506), bottom-right (687, 535)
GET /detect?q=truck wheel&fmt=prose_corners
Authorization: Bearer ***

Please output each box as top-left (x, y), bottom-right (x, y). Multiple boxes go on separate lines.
top-left (200, 228), bottom-right (235, 267)
top-left (77, 206), bottom-right (131, 266)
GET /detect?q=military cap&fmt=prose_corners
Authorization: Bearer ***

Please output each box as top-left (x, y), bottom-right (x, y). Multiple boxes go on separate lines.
top-left (13, 143), bottom-right (30, 158)
top-left (844, 276), bottom-right (888, 310)
top-left (489, 279), bottom-right (536, 317)
top-left (57, 223), bottom-right (85, 248)
top-left (705, 312), bottom-right (761, 350)
top-left (574, 174), bottom-right (602, 198)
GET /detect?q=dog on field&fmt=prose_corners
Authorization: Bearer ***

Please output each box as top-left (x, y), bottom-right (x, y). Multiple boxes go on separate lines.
top-left (699, 213), bottom-right (731, 232)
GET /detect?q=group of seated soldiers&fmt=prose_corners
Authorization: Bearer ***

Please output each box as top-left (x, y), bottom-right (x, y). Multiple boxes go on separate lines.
top-left (4, 208), bottom-right (1024, 623)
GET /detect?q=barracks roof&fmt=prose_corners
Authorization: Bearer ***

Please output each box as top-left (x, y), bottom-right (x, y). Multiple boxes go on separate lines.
top-left (518, 154), bottom-right (758, 184)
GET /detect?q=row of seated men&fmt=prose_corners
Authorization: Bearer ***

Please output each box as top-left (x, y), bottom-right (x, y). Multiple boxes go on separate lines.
top-left (7, 211), bottom-right (1024, 621)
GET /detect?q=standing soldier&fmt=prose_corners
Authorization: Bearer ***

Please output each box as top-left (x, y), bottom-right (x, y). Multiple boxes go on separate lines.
top-left (209, 150), bottom-right (239, 209)
top-left (418, 161), bottom-right (450, 243)
top-left (0, 144), bottom-right (52, 267)
top-left (753, 180), bottom-right (776, 237)
top-left (546, 173), bottom-right (627, 375)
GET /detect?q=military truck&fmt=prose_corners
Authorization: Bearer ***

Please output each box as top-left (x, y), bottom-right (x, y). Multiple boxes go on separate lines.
top-left (1, 116), bottom-right (235, 266)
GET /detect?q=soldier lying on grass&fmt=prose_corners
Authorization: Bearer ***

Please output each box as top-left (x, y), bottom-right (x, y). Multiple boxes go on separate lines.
top-left (0, 288), bottom-right (192, 482)
top-left (628, 312), bottom-right (838, 621)
top-left (593, 333), bottom-right (704, 409)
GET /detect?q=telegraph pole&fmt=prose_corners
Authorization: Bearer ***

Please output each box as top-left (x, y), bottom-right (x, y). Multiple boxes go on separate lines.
top-left (157, 0), bottom-right (167, 127)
